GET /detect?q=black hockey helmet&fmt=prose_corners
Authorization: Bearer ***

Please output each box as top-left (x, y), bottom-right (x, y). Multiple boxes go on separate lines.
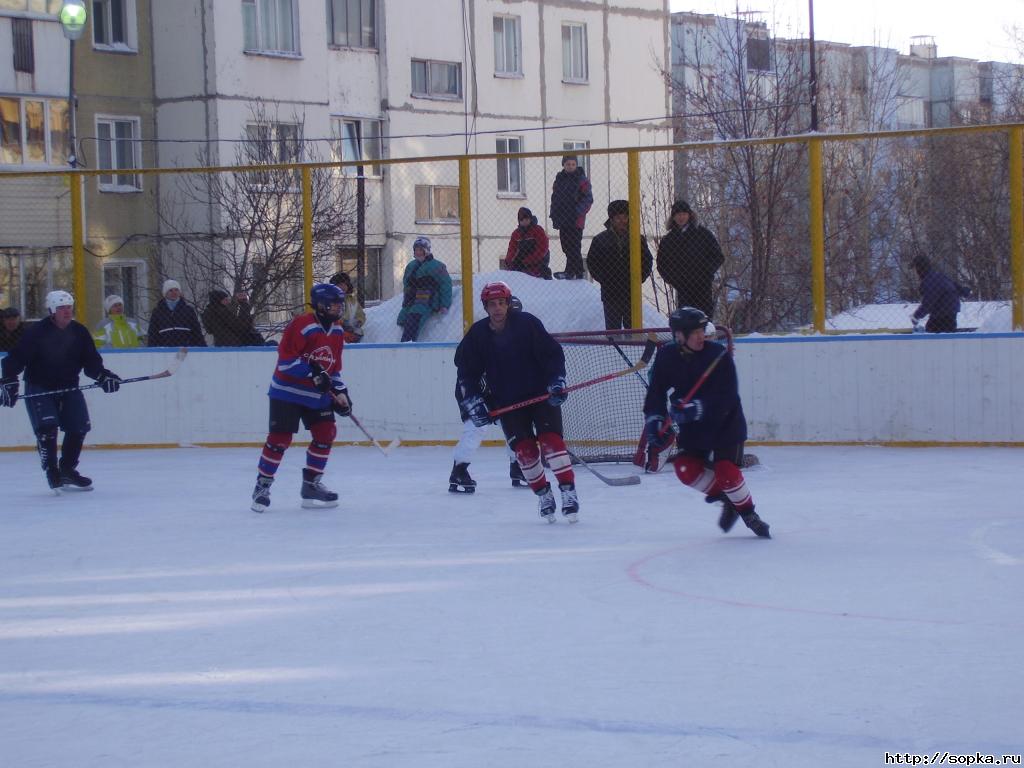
top-left (509, 295), bottom-right (523, 312)
top-left (669, 306), bottom-right (709, 336)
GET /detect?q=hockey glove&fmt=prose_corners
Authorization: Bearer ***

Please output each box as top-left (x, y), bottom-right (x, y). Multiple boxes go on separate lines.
top-left (547, 376), bottom-right (568, 407)
top-left (0, 376), bottom-right (18, 408)
top-left (97, 369), bottom-right (122, 394)
top-left (461, 395), bottom-right (491, 428)
top-left (331, 384), bottom-right (352, 417)
top-left (644, 415), bottom-right (674, 452)
top-left (671, 398), bottom-right (703, 425)
top-left (308, 361), bottom-right (332, 393)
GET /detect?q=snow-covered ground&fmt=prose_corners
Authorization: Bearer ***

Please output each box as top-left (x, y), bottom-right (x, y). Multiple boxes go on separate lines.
top-left (1, 445), bottom-right (1021, 767)
top-left (822, 301), bottom-right (1011, 332)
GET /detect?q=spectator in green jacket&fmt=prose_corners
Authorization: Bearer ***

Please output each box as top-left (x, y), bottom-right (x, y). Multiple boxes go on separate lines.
top-left (396, 237), bottom-right (452, 342)
top-left (93, 295), bottom-right (142, 348)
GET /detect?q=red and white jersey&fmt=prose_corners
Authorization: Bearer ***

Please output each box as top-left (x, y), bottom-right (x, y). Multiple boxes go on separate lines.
top-left (268, 313), bottom-right (345, 407)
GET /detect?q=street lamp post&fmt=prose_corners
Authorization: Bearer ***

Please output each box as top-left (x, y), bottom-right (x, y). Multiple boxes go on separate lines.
top-left (59, 0), bottom-right (87, 167)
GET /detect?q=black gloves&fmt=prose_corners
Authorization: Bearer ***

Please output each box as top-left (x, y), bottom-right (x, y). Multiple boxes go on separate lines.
top-left (97, 369), bottom-right (122, 394)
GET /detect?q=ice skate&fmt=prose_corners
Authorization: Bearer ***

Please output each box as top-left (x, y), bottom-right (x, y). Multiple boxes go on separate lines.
top-left (448, 461), bottom-right (476, 494)
top-left (706, 493), bottom-right (739, 533)
top-left (59, 464), bottom-right (93, 492)
top-left (251, 475), bottom-right (273, 513)
top-left (300, 475), bottom-right (338, 509)
top-left (45, 467), bottom-right (62, 495)
top-left (509, 460), bottom-right (527, 488)
top-left (536, 484), bottom-right (557, 523)
top-left (559, 482), bottom-right (579, 523)
top-left (739, 506), bottom-right (771, 539)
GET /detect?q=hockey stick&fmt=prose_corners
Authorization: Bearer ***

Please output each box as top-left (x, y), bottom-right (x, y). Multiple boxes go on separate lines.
top-left (566, 447), bottom-right (640, 486)
top-left (21, 348), bottom-right (189, 400)
top-left (609, 337), bottom-right (650, 390)
top-left (488, 337), bottom-right (658, 419)
top-left (346, 410), bottom-right (395, 457)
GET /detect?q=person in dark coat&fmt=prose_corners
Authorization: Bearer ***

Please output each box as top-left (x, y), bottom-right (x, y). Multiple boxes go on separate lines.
top-left (656, 199), bottom-right (724, 318)
top-left (504, 207), bottom-right (552, 279)
top-left (202, 289), bottom-right (265, 346)
top-left (147, 279), bottom-right (207, 347)
top-left (585, 199), bottom-right (653, 330)
top-left (549, 156), bottom-right (593, 279)
top-left (1, 306), bottom-right (25, 352)
top-left (455, 281), bottom-right (578, 523)
top-left (1, 290), bottom-right (122, 492)
top-left (643, 306), bottom-right (770, 538)
top-left (396, 237), bottom-right (453, 342)
top-left (911, 256), bottom-right (967, 333)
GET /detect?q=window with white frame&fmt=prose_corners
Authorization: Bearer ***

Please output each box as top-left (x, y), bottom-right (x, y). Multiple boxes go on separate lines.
top-left (561, 22), bottom-right (588, 82)
top-left (563, 140), bottom-right (590, 177)
top-left (493, 15), bottom-right (521, 76)
top-left (327, 0), bottom-right (375, 48)
top-left (415, 185), bottom-right (459, 223)
top-left (242, 0), bottom-right (299, 54)
top-left (92, 0), bottom-right (137, 50)
top-left (0, 248), bottom-right (72, 320)
top-left (411, 59), bottom-right (462, 99)
top-left (245, 121), bottom-right (301, 186)
top-left (0, 97), bottom-right (69, 166)
top-left (337, 247), bottom-right (383, 303)
top-left (102, 261), bottom-right (145, 320)
top-left (96, 116), bottom-right (141, 191)
top-left (496, 136), bottom-right (524, 195)
top-left (331, 117), bottom-right (382, 176)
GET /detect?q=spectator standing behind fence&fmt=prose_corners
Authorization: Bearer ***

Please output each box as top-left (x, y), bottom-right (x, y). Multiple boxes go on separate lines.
top-left (656, 199), bottom-right (724, 319)
top-left (586, 199), bottom-right (653, 330)
top-left (397, 237), bottom-right (452, 342)
top-left (1, 306), bottom-right (25, 352)
top-left (147, 279), bottom-right (207, 347)
top-left (202, 289), bottom-right (265, 346)
top-left (549, 156), bottom-right (593, 280)
top-left (911, 255), bottom-right (969, 333)
top-left (329, 272), bottom-right (366, 343)
top-left (93, 295), bottom-right (142, 348)
top-left (504, 207), bottom-right (552, 279)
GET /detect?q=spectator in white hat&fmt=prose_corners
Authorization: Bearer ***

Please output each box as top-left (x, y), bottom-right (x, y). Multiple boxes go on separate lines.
top-left (93, 294), bottom-right (142, 348)
top-left (147, 278), bottom-right (206, 347)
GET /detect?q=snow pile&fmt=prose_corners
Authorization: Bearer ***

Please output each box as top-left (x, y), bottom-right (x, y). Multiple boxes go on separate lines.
top-left (824, 301), bottom-right (1011, 332)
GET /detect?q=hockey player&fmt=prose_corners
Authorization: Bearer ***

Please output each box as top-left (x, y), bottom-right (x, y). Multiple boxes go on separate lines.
top-left (449, 295), bottom-right (526, 493)
top-left (643, 306), bottom-right (771, 538)
top-left (455, 282), bottom-right (578, 523)
top-left (251, 283), bottom-right (352, 512)
top-left (0, 290), bottom-right (123, 492)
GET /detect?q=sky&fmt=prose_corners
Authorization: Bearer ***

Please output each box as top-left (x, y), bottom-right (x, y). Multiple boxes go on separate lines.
top-left (670, 0), bottom-right (1024, 63)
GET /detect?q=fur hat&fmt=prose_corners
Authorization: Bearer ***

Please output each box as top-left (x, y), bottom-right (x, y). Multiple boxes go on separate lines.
top-left (208, 289), bottom-right (230, 304)
top-left (162, 279), bottom-right (181, 296)
top-left (607, 199), bottom-right (629, 217)
top-left (103, 295), bottom-right (124, 313)
top-left (671, 199), bottom-right (693, 216)
top-left (413, 236), bottom-right (432, 254)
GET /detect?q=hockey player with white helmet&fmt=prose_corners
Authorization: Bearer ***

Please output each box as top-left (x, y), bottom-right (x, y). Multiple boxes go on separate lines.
top-left (1, 290), bottom-right (123, 492)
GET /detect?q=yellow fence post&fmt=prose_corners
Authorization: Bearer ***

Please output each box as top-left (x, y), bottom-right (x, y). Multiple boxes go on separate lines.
top-left (70, 172), bottom-right (86, 319)
top-left (808, 138), bottom-right (826, 333)
top-left (459, 157), bottom-right (474, 334)
top-left (301, 166), bottom-right (313, 304)
top-left (1010, 126), bottom-right (1023, 332)
top-left (628, 150), bottom-right (642, 329)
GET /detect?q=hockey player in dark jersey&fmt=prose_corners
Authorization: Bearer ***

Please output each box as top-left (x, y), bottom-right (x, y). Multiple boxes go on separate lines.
top-left (455, 281), bottom-right (578, 523)
top-left (251, 283), bottom-right (352, 512)
top-left (643, 306), bottom-right (770, 538)
top-left (1, 290), bottom-right (123, 492)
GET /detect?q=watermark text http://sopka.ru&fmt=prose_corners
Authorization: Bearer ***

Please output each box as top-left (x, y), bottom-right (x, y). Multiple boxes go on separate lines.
top-left (885, 753), bottom-right (1021, 765)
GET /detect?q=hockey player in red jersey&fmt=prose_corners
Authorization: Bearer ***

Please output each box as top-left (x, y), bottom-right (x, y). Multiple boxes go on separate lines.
top-left (455, 281), bottom-right (578, 523)
top-left (251, 283), bottom-right (352, 512)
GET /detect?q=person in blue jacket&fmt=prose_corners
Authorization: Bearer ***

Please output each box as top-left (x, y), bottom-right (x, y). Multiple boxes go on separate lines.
top-left (1, 290), bottom-right (122, 492)
top-left (455, 281), bottom-right (578, 523)
top-left (396, 237), bottom-right (453, 341)
top-left (911, 256), bottom-right (968, 333)
top-left (643, 306), bottom-right (770, 538)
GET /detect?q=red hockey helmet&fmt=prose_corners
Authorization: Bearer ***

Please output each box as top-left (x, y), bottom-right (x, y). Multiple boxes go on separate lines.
top-left (480, 281), bottom-right (512, 307)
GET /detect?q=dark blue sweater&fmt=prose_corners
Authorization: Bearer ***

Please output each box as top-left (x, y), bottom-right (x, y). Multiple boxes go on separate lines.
top-left (1, 317), bottom-right (105, 389)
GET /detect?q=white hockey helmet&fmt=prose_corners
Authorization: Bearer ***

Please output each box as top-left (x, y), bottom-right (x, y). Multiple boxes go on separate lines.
top-left (46, 290), bottom-right (75, 314)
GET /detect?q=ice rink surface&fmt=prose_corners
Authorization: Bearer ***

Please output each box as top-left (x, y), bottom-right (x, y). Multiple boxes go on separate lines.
top-left (1, 445), bottom-right (1022, 768)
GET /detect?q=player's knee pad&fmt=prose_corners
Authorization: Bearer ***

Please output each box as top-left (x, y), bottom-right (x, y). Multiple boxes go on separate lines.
top-left (309, 421), bottom-right (337, 444)
top-left (514, 438), bottom-right (540, 466)
top-left (712, 459), bottom-right (744, 491)
top-left (537, 432), bottom-right (571, 472)
top-left (266, 432), bottom-right (293, 453)
top-left (35, 426), bottom-right (58, 442)
top-left (673, 454), bottom-right (716, 493)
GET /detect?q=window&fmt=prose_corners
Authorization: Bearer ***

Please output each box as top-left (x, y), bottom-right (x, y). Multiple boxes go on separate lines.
top-left (92, 0), bottom-right (134, 49)
top-left (331, 117), bottom-right (382, 176)
top-left (242, 0), bottom-right (298, 54)
top-left (561, 23), bottom-right (588, 82)
top-left (0, 97), bottom-right (69, 166)
top-left (337, 247), bottom-right (382, 303)
top-left (12, 18), bottom-right (34, 74)
top-left (563, 139), bottom-right (590, 177)
top-left (245, 121), bottom-right (300, 186)
top-left (0, 248), bottom-right (72, 320)
top-left (496, 137), bottom-right (523, 195)
top-left (327, 0), bottom-right (375, 48)
top-left (411, 59), bottom-right (462, 99)
top-left (102, 261), bottom-right (144, 319)
top-left (747, 37), bottom-right (771, 72)
top-left (96, 116), bottom-right (141, 191)
top-left (493, 15), bottom-right (521, 76)
top-left (415, 185), bottom-right (459, 223)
